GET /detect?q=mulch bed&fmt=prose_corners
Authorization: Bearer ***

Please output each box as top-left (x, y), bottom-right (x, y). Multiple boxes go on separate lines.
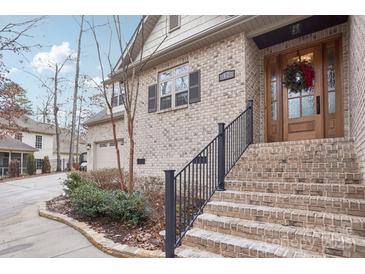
top-left (46, 192), bottom-right (165, 251)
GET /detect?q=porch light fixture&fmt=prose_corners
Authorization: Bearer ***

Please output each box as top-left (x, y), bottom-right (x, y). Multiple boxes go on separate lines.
top-left (86, 143), bottom-right (91, 150)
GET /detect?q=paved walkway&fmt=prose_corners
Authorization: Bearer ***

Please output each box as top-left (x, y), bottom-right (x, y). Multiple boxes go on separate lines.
top-left (0, 173), bottom-right (111, 258)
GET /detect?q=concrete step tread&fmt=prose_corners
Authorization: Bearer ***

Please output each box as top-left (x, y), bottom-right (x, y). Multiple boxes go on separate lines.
top-left (175, 246), bottom-right (224, 258)
top-left (206, 200), bottom-right (365, 223)
top-left (197, 213), bottom-right (365, 244)
top-left (185, 228), bottom-right (322, 258)
top-left (216, 189), bottom-right (365, 204)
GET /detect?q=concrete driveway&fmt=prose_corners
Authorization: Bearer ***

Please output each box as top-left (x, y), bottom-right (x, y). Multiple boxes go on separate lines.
top-left (0, 173), bottom-right (111, 258)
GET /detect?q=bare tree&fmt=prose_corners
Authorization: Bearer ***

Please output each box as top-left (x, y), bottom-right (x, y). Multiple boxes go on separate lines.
top-left (35, 90), bottom-right (53, 123)
top-left (86, 18), bottom-right (126, 191)
top-left (0, 16), bottom-right (43, 52)
top-left (112, 16), bottom-right (167, 193)
top-left (68, 15), bottom-right (85, 169)
top-left (53, 58), bottom-right (72, 171)
top-left (23, 56), bottom-right (72, 171)
top-left (87, 16), bottom-right (165, 192)
top-left (0, 16), bottom-right (43, 135)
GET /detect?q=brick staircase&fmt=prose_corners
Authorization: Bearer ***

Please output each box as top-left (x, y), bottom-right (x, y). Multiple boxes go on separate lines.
top-left (175, 137), bottom-right (365, 258)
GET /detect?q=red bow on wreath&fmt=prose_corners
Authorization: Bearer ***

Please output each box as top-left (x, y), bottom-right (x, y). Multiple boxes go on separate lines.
top-left (300, 63), bottom-right (315, 87)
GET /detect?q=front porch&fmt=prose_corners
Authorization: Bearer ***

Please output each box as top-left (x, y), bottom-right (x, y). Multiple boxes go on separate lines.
top-left (0, 151), bottom-right (31, 178)
top-left (245, 15), bottom-right (350, 144)
top-left (0, 136), bottom-right (38, 178)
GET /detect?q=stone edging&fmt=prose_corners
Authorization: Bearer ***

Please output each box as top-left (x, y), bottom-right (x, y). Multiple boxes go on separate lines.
top-left (39, 202), bottom-right (164, 258)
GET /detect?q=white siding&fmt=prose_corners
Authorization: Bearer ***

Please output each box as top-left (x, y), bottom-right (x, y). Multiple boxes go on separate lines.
top-left (136, 15), bottom-right (233, 60)
top-left (21, 132), bottom-right (55, 171)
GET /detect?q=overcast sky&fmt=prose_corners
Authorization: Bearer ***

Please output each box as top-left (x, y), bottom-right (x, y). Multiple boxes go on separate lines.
top-left (0, 15), bottom-right (141, 124)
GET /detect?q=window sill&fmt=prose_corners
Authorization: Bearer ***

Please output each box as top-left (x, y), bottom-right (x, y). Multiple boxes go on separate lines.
top-left (157, 104), bottom-right (188, 114)
top-left (169, 25), bottom-right (181, 33)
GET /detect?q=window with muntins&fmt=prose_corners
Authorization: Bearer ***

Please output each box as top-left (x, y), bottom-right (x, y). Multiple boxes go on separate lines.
top-left (159, 64), bottom-right (189, 110)
top-left (15, 133), bottom-right (23, 142)
top-left (111, 84), bottom-right (125, 107)
top-left (35, 135), bottom-right (42, 149)
top-left (36, 159), bottom-right (43, 169)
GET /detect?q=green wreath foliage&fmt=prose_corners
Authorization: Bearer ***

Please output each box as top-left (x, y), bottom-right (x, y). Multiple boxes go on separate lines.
top-left (283, 63), bottom-right (305, 93)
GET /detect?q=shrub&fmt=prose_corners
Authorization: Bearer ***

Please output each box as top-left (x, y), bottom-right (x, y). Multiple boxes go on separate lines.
top-left (82, 168), bottom-right (122, 190)
top-left (63, 172), bottom-right (91, 195)
top-left (65, 171), bottom-right (147, 225)
top-left (26, 154), bottom-right (36, 175)
top-left (42, 156), bottom-right (51, 173)
top-left (9, 160), bottom-right (20, 177)
top-left (70, 183), bottom-right (110, 218)
top-left (108, 191), bottom-right (147, 225)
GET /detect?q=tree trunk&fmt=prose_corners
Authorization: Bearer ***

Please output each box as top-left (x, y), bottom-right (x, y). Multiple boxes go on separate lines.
top-left (54, 65), bottom-right (61, 172)
top-left (75, 96), bottom-right (83, 157)
top-left (109, 106), bottom-right (126, 191)
top-left (68, 15), bottom-right (84, 170)
top-left (127, 115), bottom-right (134, 193)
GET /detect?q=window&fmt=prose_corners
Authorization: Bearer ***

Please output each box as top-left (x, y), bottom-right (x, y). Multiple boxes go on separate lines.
top-left (15, 133), bottom-right (23, 142)
top-left (109, 142), bottom-right (115, 146)
top-left (35, 135), bottom-right (42, 149)
top-left (36, 159), bottom-right (43, 170)
top-left (270, 63), bottom-right (278, 121)
top-left (326, 45), bottom-right (336, 114)
top-left (158, 64), bottom-right (189, 110)
top-left (111, 84), bottom-right (125, 107)
top-left (169, 15), bottom-right (180, 32)
top-left (99, 143), bottom-right (107, 148)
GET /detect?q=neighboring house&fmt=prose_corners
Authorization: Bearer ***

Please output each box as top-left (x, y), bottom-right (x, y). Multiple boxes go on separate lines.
top-left (15, 116), bottom-right (57, 172)
top-left (1, 115), bottom-right (86, 173)
top-left (85, 15), bottom-right (365, 257)
top-left (56, 128), bottom-right (87, 170)
top-left (0, 135), bottom-right (38, 177)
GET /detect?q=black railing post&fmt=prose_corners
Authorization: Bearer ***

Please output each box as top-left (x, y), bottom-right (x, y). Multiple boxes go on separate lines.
top-left (217, 123), bottom-right (225, 191)
top-left (246, 100), bottom-right (254, 145)
top-left (164, 169), bottom-right (176, 258)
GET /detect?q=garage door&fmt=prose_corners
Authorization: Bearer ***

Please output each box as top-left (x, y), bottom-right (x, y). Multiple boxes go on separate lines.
top-left (95, 142), bottom-right (120, 169)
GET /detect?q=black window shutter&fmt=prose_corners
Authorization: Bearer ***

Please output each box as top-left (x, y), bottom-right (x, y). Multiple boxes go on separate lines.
top-left (148, 84), bottom-right (157, 113)
top-left (189, 70), bottom-right (201, 104)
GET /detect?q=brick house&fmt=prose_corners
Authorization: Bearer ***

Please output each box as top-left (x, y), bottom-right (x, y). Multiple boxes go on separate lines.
top-left (85, 15), bottom-right (365, 257)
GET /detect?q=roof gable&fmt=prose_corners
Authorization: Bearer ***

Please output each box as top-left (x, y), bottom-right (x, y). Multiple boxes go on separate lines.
top-left (0, 135), bottom-right (37, 152)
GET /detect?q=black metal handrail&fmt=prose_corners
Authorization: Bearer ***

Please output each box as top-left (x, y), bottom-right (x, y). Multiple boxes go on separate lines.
top-left (164, 100), bottom-right (253, 258)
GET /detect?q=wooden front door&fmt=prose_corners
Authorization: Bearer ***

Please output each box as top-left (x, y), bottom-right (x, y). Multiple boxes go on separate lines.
top-left (265, 37), bottom-right (344, 142)
top-left (282, 46), bottom-right (323, 141)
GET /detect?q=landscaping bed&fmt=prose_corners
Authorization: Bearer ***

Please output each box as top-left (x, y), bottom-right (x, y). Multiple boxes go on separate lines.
top-left (45, 171), bottom-right (165, 251)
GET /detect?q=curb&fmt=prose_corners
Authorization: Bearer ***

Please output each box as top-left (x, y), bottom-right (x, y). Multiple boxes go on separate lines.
top-left (39, 202), bottom-right (164, 258)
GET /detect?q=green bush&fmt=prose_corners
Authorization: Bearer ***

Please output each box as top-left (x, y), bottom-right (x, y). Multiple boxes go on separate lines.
top-left (63, 172), bottom-right (91, 195)
top-left (42, 156), bottom-right (51, 173)
top-left (70, 183), bottom-right (110, 218)
top-left (26, 154), bottom-right (36, 175)
top-left (65, 171), bottom-right (147, 225)
top-left (108, 191), bottom-right (147, 225)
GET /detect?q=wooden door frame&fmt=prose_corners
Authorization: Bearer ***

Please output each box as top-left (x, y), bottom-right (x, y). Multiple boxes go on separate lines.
top-left (264, 34), bottom-right (343, 142)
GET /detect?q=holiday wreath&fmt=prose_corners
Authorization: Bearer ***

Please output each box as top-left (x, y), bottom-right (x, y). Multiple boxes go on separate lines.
top-left (283, 61), bottom-right (315, 93)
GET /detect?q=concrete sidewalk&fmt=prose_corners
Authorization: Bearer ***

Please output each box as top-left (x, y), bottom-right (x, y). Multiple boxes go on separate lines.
top-left (0, 173), bottom-right (112, 258)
